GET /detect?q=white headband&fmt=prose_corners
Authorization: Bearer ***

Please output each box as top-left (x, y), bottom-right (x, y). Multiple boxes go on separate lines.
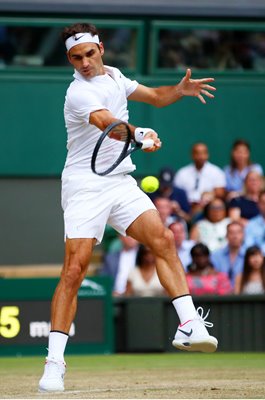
top-left (65, 32), bottom-right (100, 51)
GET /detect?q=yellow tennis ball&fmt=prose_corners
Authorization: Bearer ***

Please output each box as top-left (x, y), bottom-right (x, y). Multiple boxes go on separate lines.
top-left (140, 176), bottom-right (159, 193)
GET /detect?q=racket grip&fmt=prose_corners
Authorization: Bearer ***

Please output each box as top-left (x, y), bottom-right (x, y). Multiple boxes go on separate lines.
top-left (141, 139), bottom-right (154, 149)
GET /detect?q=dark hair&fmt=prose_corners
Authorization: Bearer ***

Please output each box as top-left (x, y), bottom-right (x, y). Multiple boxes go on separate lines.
top-left (61, 23), bottom-right (99, 43)
top-left (187, 243), bottom-right (213, 272)
top-left (230, 139), bottom-right (251, 172)
top-left (190, 243), bottom-right (210, 258)
top-left (135, 245), bottom-right (153, 267)
top-left (240, 245), bottom-right (265, 292)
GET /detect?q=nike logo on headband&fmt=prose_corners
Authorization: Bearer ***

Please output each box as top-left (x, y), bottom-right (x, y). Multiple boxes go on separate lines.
top-left (74, 34), bottom-right (85, 41)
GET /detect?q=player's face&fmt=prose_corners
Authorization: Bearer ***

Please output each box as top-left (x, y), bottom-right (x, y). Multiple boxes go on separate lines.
top-left (68, 42), bottom-right (105, 78)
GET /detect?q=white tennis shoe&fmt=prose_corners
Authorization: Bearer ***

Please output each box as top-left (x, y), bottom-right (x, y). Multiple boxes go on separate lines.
top-left (172, 307), bottom-right (218, 353)
top-left (38, 357), bottom-right (66, 392)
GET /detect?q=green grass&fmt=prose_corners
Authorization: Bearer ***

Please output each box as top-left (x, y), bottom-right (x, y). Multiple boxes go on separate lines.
top-left (0, 352), bottom-right (264, 373)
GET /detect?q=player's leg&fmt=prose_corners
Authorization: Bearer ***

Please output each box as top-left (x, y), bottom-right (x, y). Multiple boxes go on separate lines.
top-left (126, 209), bottom-right (218, 353)
top-left (51, 237), bottom-right (96, 332)
top-left (39, 237), bottom-right (96, 392)
top-left (127, 209), bottom-right (188, 297)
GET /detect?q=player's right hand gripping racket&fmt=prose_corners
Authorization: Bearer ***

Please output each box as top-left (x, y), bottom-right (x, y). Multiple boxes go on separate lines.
top-left (91, 121), bottom-right (154, 176)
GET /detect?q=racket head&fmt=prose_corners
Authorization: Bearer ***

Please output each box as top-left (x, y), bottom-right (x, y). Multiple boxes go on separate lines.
top-left (91, 121), bottom-right (132, 176)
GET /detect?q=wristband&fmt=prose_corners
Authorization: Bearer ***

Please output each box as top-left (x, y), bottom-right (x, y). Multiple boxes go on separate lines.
top-left (134, 127), bottom-right (154, 143)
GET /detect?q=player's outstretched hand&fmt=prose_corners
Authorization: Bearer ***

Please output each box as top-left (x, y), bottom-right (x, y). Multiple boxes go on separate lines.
top-left (179, 68), bottom-right (216, 104)
top-left (143, 130), bottom-right (162, 153)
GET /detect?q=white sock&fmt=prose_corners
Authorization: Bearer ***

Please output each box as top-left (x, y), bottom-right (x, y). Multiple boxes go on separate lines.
top-left (47, 331), bottom-right (69, 362)
top-left (172, 295), bottom-right (197, 324)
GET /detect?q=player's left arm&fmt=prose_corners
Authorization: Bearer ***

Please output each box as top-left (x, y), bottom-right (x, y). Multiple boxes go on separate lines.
top-left (128, 68), bottom-right (216, 107)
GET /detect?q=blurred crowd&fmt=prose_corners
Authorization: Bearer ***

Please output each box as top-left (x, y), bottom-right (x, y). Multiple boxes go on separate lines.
top-left (97, 139), bottom-right (265, 298)
top-left (158, 29), bottom-right (265, 72)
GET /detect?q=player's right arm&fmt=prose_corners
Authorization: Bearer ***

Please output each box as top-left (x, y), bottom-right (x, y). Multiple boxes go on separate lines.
top-left (90, 109), bottom-right (161, 152)
top-left (89, 109), bottom-right (119, 131)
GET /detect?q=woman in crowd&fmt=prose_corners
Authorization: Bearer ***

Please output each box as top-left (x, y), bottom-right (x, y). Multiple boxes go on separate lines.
top-left (228, 170), bottom-right (264, 225)
top-left (224, 139), bottom-right (263, 200)
top-left (186, 243), bottom-right (232, 295)
top-left (125, 245), bottom-right (165, 297)
top-left (234, 245), bottom-right (265, 294)
top-left (189, 198), bottom-right (230, 252)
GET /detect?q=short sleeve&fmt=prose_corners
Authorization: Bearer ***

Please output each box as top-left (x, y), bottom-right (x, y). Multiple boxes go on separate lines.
top-left (67, 87), bottom-right (106, 123)
top-left (119, 71), bottom-right (139, 97)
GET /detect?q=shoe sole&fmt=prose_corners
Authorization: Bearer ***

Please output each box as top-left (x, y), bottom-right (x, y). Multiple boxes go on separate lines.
top-left (172, 336), bottom-right (218, 353)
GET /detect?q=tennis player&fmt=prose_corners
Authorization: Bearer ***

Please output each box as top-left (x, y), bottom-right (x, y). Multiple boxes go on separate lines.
top-left (39, 23), bottom-right (218, 392)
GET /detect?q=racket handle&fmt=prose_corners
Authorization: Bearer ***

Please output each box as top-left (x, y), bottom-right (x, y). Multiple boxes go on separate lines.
top-left (141, 138), bottom-right (154, 149)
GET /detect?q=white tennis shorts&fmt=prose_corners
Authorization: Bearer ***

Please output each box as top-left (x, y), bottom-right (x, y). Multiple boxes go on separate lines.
top-left (61, 173), bottom-right (156, 244)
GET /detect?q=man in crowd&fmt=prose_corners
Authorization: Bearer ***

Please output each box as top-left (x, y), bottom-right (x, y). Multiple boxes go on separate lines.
top-left (169, 221), bottom-right (195, 271)
top-left (244, 190), bottom-right (265, 254)
top-left (174, 143), bottom-right (226, 217)
top-left (211, 221), bottom-right (245, 288)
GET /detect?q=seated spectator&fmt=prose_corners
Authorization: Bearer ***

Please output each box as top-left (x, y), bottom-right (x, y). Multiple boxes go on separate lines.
top-left (174, 142), bottom-right (226, 218)
top-left (189, 198), bottom-right (230, 252)
top-left (125, 245), bottom-right (165, 297)
top-left (153, 196), bottom-right (178, 227)
top-left (224, 139), bottom-right (263, 200)
top-left (234, 246), bottom-right (265, 294)
top-left (228, 170), bottom-right (264, 225)
top-left (211, 221), bottom-right (245, 288)
top-left (245, 190), bottom-right (265, 254)
top-left (150, 167), bottom-right (191, 223)
top-left (169, 221), bottom-right (195, 271)
top-left (100, 235), bottom-right (139, 296)
top-left (186, 243), bottom-right (232, 295)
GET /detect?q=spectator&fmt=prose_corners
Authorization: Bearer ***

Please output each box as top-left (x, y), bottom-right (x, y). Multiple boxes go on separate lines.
top-left (211, 221), bottom-right (245, 288)
top-left (244, 190), bottom-right (265, 254)
top-left (224, 139), bottom-right (263, 200)
top-left (150, 167), bottom-right (191, 223)
top-left (186, 243), bottom-right (232, 295)
top-left (174, 142), bottom-right (226, 218)
top-left (153, 196), bottom-right (177, 227)
top-left (125, 245), bottom-right (165, 297)
top-left (189, 198), bottom-right (230, 252)
top-left (169, 221), bottom-right (195, 271)
top-left (228, 170), bottom-right (264, 225)
top-left (234, 246), bottom-right (265, 294)
top-left (100, 235), bottom-right (139, 295)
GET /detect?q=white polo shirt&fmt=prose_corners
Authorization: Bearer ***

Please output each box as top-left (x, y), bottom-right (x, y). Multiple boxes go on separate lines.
top-left (62, 66), bottom-right (138, 177)
top-left (174, 161), bottom-right (226, 203)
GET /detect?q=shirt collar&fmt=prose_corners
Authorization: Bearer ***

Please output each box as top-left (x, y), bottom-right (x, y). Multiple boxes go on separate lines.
top-left (73, 65), bottom-right (114, 82)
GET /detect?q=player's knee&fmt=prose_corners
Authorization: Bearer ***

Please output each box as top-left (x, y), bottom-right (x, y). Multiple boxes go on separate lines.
top-left (152, 228), bottom-right (175, 256)
top-left (63, 263), bottom-right (84, 291)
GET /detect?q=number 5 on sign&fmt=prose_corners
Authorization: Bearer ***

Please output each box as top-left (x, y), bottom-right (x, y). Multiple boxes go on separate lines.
top-left (0, 306), bottom-right (20, 338)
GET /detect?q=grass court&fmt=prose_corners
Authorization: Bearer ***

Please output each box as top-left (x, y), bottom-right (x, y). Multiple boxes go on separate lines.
top-left (0, 352), bottom-right (264, 399)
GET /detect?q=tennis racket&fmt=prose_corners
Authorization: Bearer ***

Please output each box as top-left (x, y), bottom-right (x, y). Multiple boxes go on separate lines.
top-left (91, 121), bottom-right (154, 176)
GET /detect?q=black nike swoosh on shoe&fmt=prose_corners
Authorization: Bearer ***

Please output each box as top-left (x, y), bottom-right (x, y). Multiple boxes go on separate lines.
top-left (178, 328), bottom-right (193, 337)
top-left (74, 34), bottom-right (85, 41)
